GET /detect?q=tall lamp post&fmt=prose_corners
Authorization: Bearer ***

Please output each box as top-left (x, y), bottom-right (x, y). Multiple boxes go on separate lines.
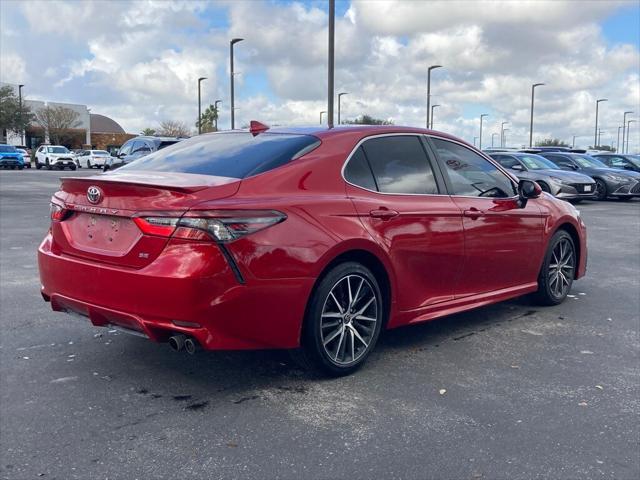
top-left (503, 129), bottom-right (509, 148)
top-left (594, 98), bottom-right (607, 147)
top-left (18, 84), bottom-right (25, 145)
top-left (479, 113), bottom-right (488, 150)
top-left (430, 104), bottom-right (440, 129)
top-left (230, 38), bottom-right (244, 130)
top-left (529, 83), bottom-right (545, 147)
top-left (616, 126), bottom-right (622, 152)
top-left (327, 0), bottom-right (335, 128)
top-left (337, 92), bottom-right (348, 125)
top-left (320, 111), bottom-right (327, 125)
top-left (197, 77), bottom-right (207, 134)
top-left (491, 133), bottom-right (498, 147)
top-left (627, 119), bottom-right (636, 154)
top-left (572, 134), bottom-right (577, 149)
top-left (473, 136), bottom-right (478, 147)
top-left (598, 129), bottom-right (604, 147)
top-left (623, 111), bottom-right (634, 153)
top-left (214, 99), bottom-right (222, 131)
top-left (501, 121), bottom-right (508, 148)
top-left (426, 65), bottom-right (442, 128)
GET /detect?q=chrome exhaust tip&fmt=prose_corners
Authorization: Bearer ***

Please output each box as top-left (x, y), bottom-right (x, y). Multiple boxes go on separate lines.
top-left (168, 334), bottom-right (187, 352)
top-left (184, 337), bottom-right (201, 355)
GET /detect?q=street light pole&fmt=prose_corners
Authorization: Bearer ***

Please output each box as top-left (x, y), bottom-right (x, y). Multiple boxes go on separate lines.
top-left (473, 136), bottom-right (478, 147)
top-left (426, 65), bottom-right (442, 128)
top-left (503, 129), bottom-right (509, 148)
top-left (430, 104), bottom-right (440, 130)
top-left (627, 120), bottom-right (636, 154)
top-left (230, 38), bottom-right (243, 130)
top-left (197, 77), bottom-right (207, 135)
top-left (18, 84), bottom-right (24, 145)
top-left (594, 98), bottom-right (607, 147)
top-left (327, 0), bottom-right (335, 128)
top-left (337, 92), bottom-right (348, 125)
top-left (598, 129), bottom-right (604, 147)
top-left (479, 113), bottom-right (488, 150)
top-left (529, 83), bottom-right (545, 148)
top-left (623, 111), bottom-right (634, 154)
top-left (320, 111), bottom-right (326, 125)
top-left (616, 126), bottom-right (622, 153)
top-left (491, 133), bottom-right (498, 147)
top-left (572, 134), bottom-right (577, 149)
top-left (214, 99), bottom-right (222, 131)
top-left (501, 121), bottom-right (508, 148)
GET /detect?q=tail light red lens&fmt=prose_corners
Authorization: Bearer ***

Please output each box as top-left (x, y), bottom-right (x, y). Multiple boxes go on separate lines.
top-left (50, 203), bottom-right (70, 222)
top-left (134, 210), bottom-right (286, 243)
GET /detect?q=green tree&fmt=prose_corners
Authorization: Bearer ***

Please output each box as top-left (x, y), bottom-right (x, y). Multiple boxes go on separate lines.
top-left (195, 104), bottom-right (219, 133)
top-left (141, 128), bottom-right (156, 136)
top-left (343, 114), bottom-right (394, 125)
top-left (536, 138), bottom-right (569, 147)
top-left (0, 85), bottom-right (34, 134)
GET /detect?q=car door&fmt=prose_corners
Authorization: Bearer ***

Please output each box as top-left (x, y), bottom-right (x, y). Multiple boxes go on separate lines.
top-left (345, 134), bottom-right (465, 311)
top-left (429, 137), bottom-right (546, 297)
top-left (544, 154), bottom-right (577, 172)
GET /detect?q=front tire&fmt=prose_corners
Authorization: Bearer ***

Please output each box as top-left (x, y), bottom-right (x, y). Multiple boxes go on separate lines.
top-left (45, 159), bottom-right (51, 170)
top-left (294, 262), bottom-right (384, 376)
top-left (87, 160), bottom-right (91, 168)
top-left (538, 181), bottom-right (551, 193)
top-left (594, 179), bottom-right (607, 200)
top-left (534, 230), bottom-right (576, 306)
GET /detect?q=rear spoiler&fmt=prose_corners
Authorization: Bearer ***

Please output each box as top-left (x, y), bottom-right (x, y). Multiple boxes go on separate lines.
top-left (59, 172), bottom-right (239, 194)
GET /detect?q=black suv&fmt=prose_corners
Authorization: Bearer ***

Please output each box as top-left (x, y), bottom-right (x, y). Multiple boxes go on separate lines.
top-left (104, 136), bottom-right (183, 170)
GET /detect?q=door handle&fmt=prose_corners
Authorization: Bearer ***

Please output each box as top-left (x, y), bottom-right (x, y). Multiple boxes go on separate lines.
top-left (369, 209), bottom-right (399, 220)
top-left (463, 207), bottom-right (483, 219)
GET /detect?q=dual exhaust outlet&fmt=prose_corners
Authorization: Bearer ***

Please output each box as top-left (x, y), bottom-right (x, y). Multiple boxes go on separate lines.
top-left (168, 334), bottom-right (201, 355)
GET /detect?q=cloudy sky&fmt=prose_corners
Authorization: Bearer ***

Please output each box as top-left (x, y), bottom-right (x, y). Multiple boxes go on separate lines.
top-left (1, 0), bottom-right (639, 149)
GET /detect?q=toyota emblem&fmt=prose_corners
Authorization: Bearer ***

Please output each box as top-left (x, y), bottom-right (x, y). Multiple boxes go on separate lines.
top-left (87, 186), bottom-right (103, 204)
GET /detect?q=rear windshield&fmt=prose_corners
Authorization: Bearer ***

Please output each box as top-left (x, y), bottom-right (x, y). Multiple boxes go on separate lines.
top-left (119, 132), bottom-right (320, 178)
top-left (91, 150), bottom-right (110, 156)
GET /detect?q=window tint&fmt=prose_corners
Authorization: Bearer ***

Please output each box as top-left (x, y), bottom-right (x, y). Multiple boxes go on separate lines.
top-left (344, 147), bottom-right (377, 191)
top-left (119, 132), bottom-right (320, 179)
top-left (493, 155), bottom-right (519, 169)
top-left (158, 140), bottom-right (180, 150)
top-left (544, 155), bottom-right (574, 169)
top-left (119, 141), bottom-right (133, 156)
top-left (608, 156), bottom-right (627, 167)
top-left (432, 138), bottom-right (516, 198)
top-left (361, 136), bottom-right (438, 194)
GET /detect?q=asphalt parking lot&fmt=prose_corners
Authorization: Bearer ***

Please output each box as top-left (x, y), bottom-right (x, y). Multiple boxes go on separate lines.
top-left (1, 169), bottom-right (638, 480)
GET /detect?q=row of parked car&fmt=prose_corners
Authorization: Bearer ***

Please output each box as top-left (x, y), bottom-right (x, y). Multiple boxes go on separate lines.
top-left (483, 147), bottom-right (640, 201)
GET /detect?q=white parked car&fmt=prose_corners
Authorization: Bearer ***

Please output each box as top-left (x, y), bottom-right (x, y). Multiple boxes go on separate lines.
top-left (16, 148), bottom-right (31, 168)
top-left (35, 145), bottom-right (76, 170)
top-left (76, 149), bottom-right (111, 168)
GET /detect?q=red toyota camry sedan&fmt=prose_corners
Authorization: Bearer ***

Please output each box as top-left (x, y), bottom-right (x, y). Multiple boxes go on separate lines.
top-left (38, 123), bottom-right (587, 375)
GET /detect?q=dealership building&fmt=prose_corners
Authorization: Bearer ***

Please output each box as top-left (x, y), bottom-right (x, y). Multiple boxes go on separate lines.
top-left (1, 83), bottom-right (135, 152)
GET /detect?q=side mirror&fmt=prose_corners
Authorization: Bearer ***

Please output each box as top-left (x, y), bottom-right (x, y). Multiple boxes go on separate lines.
top-left (511, 164), bottom-right (525, 171)
top-left (517, 179), bottom-right (541, 208)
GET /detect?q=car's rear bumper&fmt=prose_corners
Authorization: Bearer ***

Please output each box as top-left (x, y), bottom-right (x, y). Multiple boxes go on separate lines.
top-left (38, 233), bottom-right (313, 350)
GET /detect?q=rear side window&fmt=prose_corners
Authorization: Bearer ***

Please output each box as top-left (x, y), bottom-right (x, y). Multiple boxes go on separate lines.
top-left (344, 147), bottom-right (377, 191)
top-left (360, 136), bottom-right (438, 194)
top-left (119, 132), bottom-right (320, 179)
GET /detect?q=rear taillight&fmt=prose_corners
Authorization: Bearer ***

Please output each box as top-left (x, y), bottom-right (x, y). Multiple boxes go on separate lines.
top-left (50, 203), bottom-right (71, 222)
top-left (134, 210), bottom-right (286, 243)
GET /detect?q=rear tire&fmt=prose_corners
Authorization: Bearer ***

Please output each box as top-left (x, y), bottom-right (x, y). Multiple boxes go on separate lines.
top-left (534, 230), bottom-right (576, 306)
top-left (594, 179), bottom-right (607, 200)
top-left (292, 262), bottom-right (384, 377)
top-left (87, 160), bottom-right (91, 168)
top-left (45, 159), bottom-right (51, 170)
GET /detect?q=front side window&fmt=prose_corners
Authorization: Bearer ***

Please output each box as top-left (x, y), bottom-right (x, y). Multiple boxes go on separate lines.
top-left (432, 138), bottom-right (516, 198)
top-left (119, 141), bottom-right (133, 156)
top-left (492, 155), bottom-right (519, 169)
top-left (360, 136), bottom-right (438, 194)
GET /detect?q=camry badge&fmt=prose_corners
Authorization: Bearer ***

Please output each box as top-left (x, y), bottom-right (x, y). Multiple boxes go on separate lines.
top-left (87, 186), bottom-right (102, 204)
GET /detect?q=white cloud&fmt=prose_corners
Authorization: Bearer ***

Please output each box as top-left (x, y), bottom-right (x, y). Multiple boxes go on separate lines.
top-left (0, 0), bottom-right (638, 150)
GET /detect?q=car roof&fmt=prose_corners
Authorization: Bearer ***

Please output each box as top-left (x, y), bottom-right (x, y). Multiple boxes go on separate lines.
top-left (231, 124), bottom-right (470, 146)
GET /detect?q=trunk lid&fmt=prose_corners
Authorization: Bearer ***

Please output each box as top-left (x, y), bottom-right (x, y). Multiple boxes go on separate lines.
top-left (52, 172), bottom-right (240, 268)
